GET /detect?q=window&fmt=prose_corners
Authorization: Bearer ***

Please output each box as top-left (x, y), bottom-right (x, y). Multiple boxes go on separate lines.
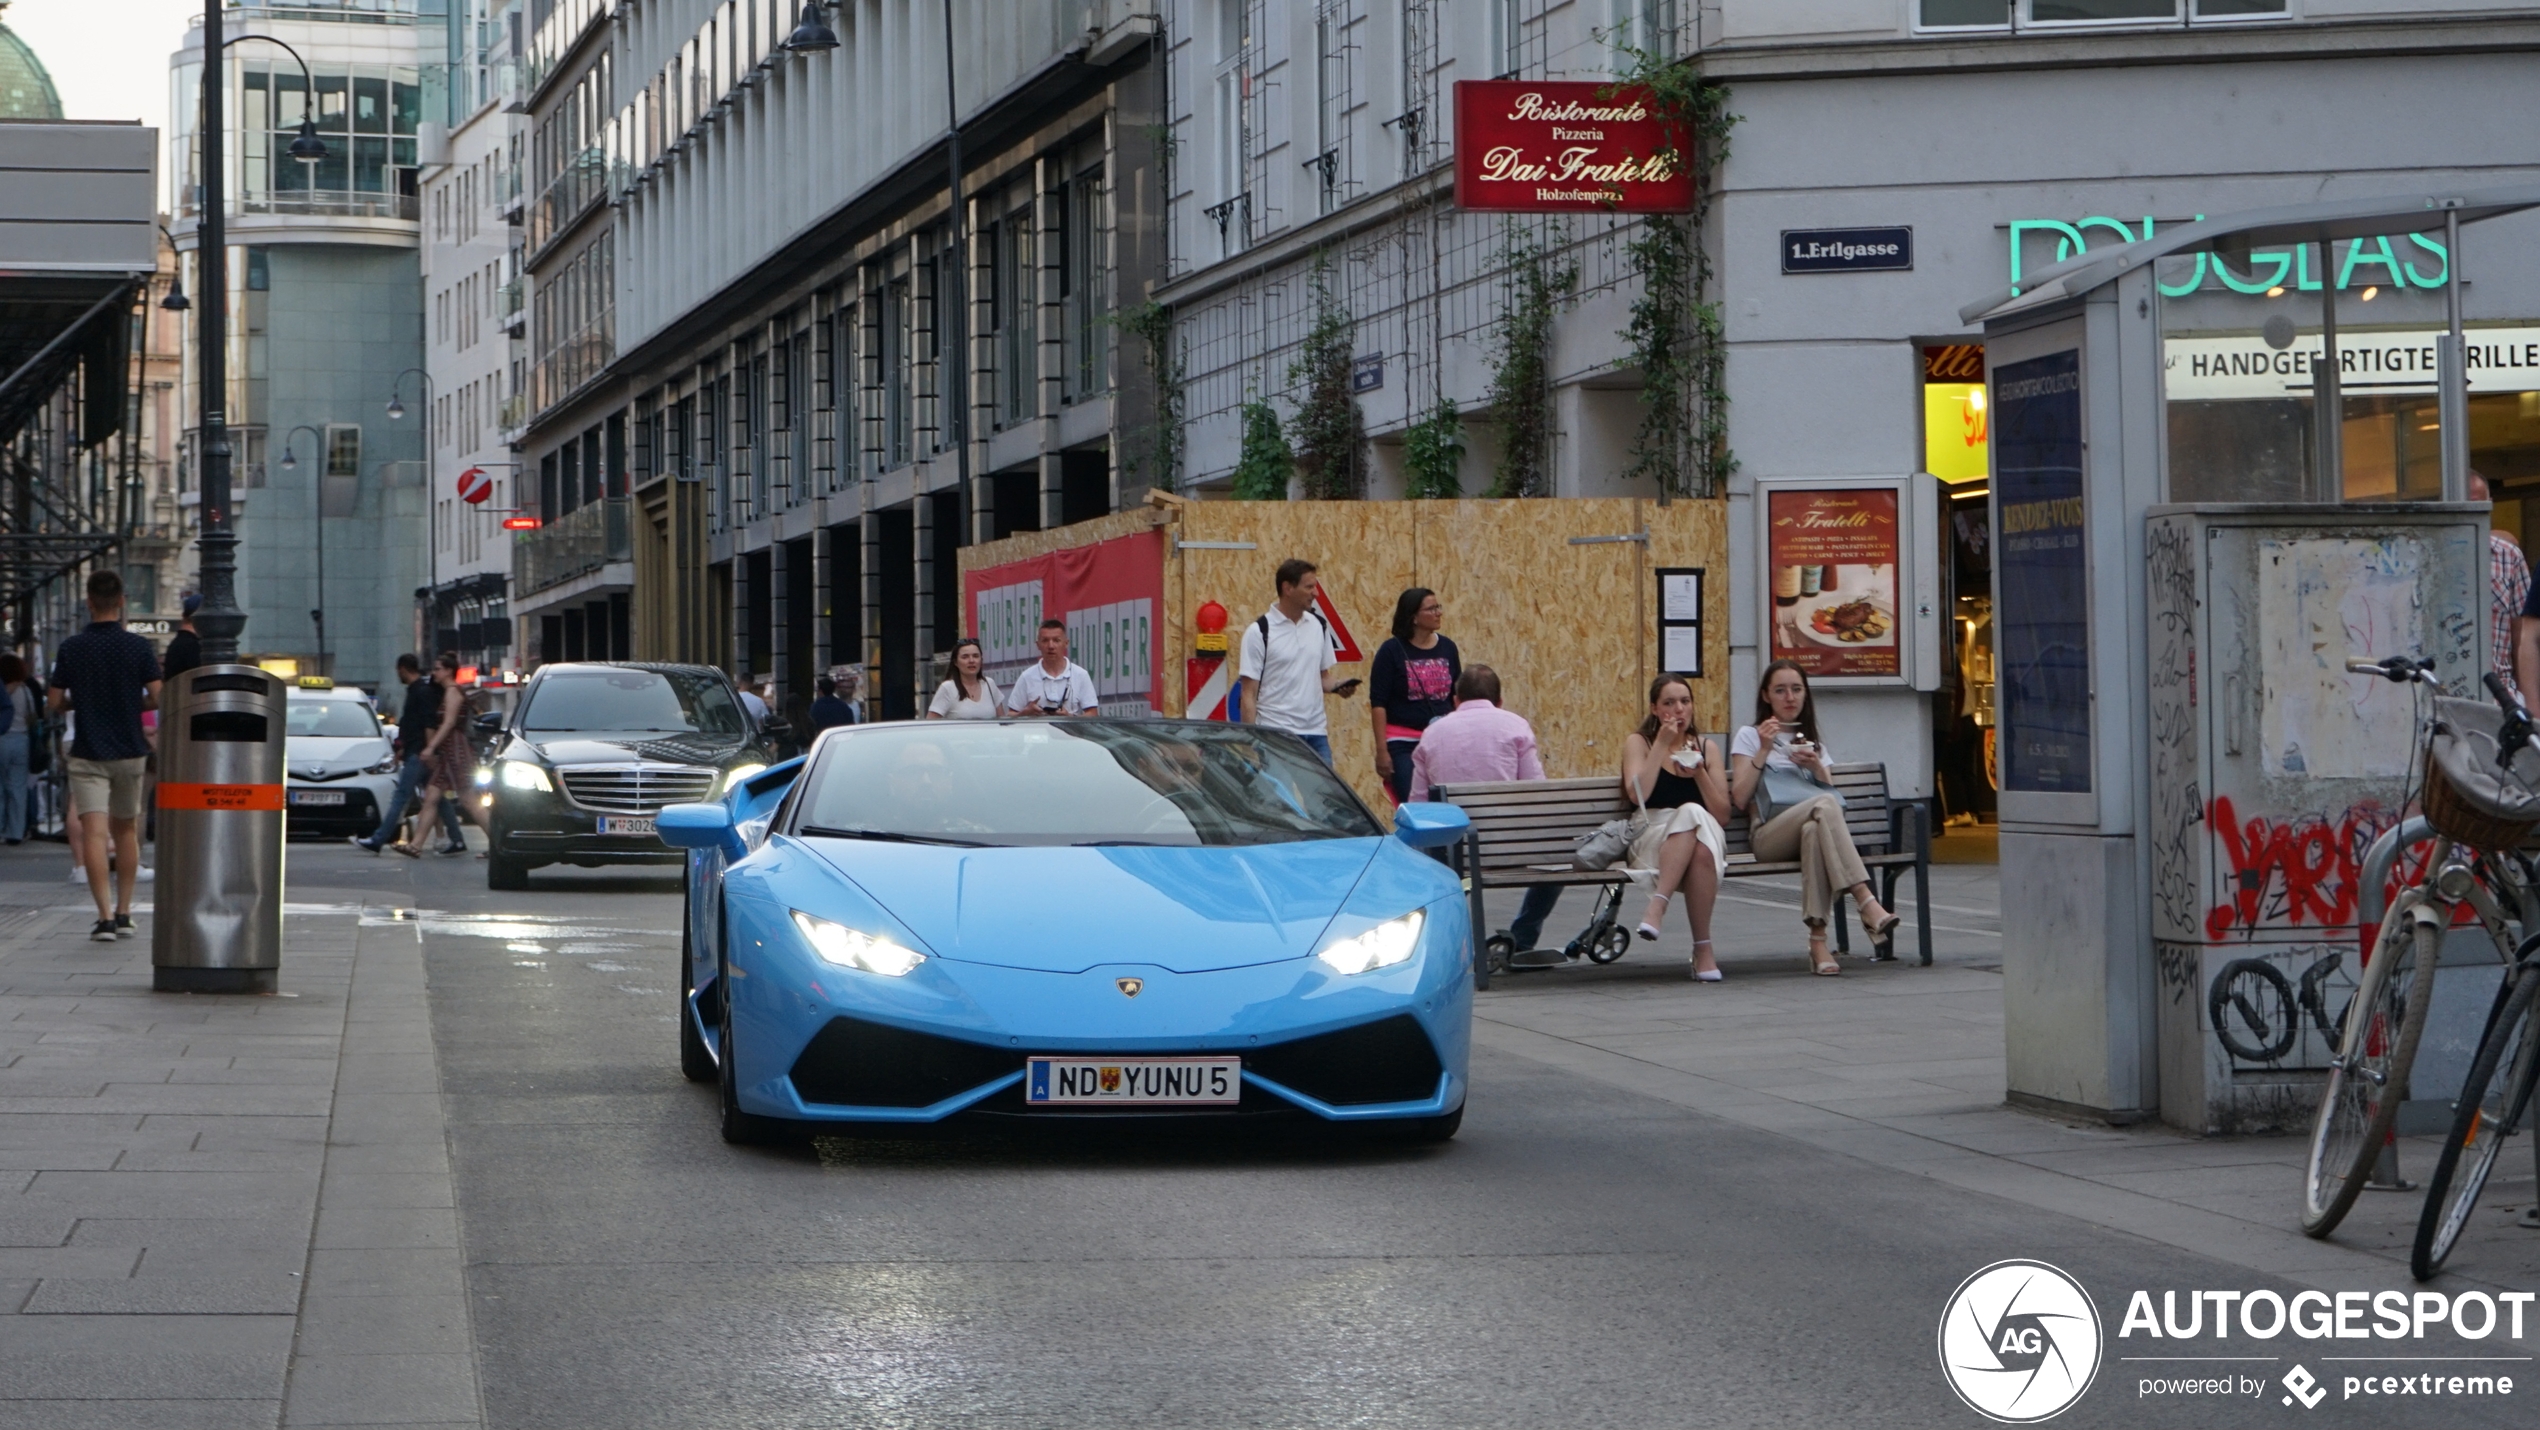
top-left (1610, 0), bottom-right (1682, 55)
top-left (2027, 0), bottom-right (2177, 20)
top-left (324, 424), bottom-right (361, 482)
top-left (994, 206), bottom-right (1037, 428)
top-left (1918, 0), bottom-right (2010, 25)
top-left (1921, 0), bottom-right (2283, 27)
top-left (1060, 158), bottom-right (1107, 403)
top-left (883, 275), bottom-right (911, 468)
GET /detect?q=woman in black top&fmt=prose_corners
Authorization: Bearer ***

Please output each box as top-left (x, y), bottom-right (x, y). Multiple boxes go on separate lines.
top-left (1368, 587), bottom-right (1460, 804)
top-left (1622, 674), bottom-right (1731, 980)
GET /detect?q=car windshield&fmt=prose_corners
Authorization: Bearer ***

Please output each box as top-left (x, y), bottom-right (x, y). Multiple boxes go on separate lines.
top-left (520, 668), bottom-right (745, 734)
top-left (789, 721), bottom-right (1381, 848)
top-left (286, 699), bottom-right (380, 739)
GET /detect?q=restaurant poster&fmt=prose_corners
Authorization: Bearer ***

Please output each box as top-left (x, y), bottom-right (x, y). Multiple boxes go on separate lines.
top-left (1765, 488), bottom-right (1901, 679)
top-left (1452, 81), bottom-right (1694, 214)
top-left (963, 529), bottom-right (1164, 718)
top-left (1992, 349), bottom-right (2091, 795)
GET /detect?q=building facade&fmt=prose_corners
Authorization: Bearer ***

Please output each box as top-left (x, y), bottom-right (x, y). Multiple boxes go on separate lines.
top-left (1701, 0), bottom-right (2540, 815)
top-left (421, 0), bottom-right (528, 672)
top-left (170, 0), bottom-right (439, 693)
top-left (512, 0), bottom-right (1167, 722)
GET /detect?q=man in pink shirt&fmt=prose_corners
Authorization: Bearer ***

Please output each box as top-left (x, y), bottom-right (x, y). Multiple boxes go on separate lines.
top-left (1410, 666), bottom-right (1562, 956)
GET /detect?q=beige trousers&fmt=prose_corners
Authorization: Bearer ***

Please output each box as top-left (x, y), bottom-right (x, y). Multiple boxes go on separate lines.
top-left (1747, 794), bottom-right (1869, 923)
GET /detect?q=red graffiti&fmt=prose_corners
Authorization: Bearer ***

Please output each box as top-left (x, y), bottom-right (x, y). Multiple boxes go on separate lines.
top-left (2204, 796), bottom-right (2429, 941)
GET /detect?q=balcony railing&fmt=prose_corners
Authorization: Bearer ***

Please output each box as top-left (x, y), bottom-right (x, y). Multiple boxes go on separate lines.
top-left (515, 496), bottom-right (630, 595)
top-left (497, 277), bottom-right (525, 334)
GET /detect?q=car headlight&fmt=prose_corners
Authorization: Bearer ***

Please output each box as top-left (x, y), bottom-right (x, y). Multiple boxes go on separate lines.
top-left (498, 759), bottom-right (553, 792)
top-left (789, 910), bottom-right (925, 977)
top-left (366, 753), bottom-right (399, 775)
top-left (472, 766), bottom-right (494, 787)
top-left (723, 762), bottom-right (768, 795)
top-left (1315, 910), bottom-right (1425, 976)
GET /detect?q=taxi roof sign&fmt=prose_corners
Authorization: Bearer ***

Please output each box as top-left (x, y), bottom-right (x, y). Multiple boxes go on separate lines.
top-left (295, 676), bottom-right (336, 690)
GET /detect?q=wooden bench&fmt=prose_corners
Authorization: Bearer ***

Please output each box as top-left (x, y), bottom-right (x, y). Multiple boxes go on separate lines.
top-left (1434, 761), bottom-right (1932, 988)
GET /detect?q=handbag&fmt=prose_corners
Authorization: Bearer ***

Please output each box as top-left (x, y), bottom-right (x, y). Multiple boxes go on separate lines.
top-left (1573, 816), bottom-right (1634, 871)
top-left (1755, 764), bottom-right (1844, 826)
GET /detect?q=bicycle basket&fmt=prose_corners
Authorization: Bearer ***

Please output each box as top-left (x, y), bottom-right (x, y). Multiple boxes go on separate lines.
top-left (2423, 697), bottom-right (2540, 850)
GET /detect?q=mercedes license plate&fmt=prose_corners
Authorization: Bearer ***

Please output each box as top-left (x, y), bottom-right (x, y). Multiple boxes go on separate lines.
top-left (1025, 1056), bottom-right (1241, 1106)
top-left (288, 790), bottom-right (345, 806)
top-left (597, 815), bottom-right (657, 837)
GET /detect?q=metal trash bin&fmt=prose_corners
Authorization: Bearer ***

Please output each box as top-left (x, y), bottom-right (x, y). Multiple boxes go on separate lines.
top-left (150, 664), bottom-right (286, 993)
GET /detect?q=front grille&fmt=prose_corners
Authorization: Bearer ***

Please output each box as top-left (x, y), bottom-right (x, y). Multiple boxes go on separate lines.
top-left (556, 764), bottom-right (718, 815)
top-left (1246, 1014), bottom-right (1444, 1106)
top-left (789, 1017), bottom-right (1025, 1109)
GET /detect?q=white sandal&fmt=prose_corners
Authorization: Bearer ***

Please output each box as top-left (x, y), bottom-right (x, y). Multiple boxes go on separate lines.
top-left (1690, 939), bottom-right (1722, 982)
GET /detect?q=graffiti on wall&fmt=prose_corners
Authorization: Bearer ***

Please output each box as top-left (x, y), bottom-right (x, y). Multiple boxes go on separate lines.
top-left (2200, 795), bottom-right (2428, 940)
top-left (2204, 943), bottom-right (2357, 1071)
top-left (2146, 518), bottom-right (2202, 941)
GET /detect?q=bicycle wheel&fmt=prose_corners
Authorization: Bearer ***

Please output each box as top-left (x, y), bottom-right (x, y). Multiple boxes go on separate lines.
top-left (2412, 967), bottom-right (2540, 1279)
top-left (2302, 908), bottom-right (2439, 1237)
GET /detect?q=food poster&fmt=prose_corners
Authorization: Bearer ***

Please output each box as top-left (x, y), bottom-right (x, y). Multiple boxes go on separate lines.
top-left (1766, 488), bottom-right (1900, 677)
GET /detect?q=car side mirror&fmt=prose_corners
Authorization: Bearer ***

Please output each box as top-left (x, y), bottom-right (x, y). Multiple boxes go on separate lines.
top-left (658, 802), bottom-right (745, 860)
top-left (473, 711), bottom-right (503, 733)
top-left (1391, 803), bottom-right (1471, 849)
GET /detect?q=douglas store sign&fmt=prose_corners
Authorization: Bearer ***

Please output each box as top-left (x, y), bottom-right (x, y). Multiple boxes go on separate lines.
top-left (2006, 215), bottom-right (2453, 297)
top-left (1453, 81), bottom-right (1691, 214)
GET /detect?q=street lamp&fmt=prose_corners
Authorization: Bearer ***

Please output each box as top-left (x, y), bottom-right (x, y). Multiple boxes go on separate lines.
top-left (784, 2), bottom-right (839, 52)
top-left (216, 33), bottom-right (329, 169)
top-left (387, 366), bottom-right (436, 654)
top-left (157, 224), bottom-right (189, 311)
top-left (278, 424), bottom-right (330, 673)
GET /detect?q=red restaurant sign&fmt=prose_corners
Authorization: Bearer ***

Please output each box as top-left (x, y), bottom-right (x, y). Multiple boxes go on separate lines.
top-left (1452, 80), bottom-right (1692, 214)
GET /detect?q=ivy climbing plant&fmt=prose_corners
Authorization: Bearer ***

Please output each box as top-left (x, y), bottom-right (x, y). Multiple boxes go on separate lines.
top-left (1111, 301), bottom-right (1184, 494)
top-left (1231, 399), bottom-right (1294, 501)
top-left (1607, 46), bottom-right (1740, 499)
top-left (1401, 398), bottom-right (1467, 499)
top-left (1286, 254), bottom-right (1369, 500)
top-left (1484, 226), bottom-right (1577, 498)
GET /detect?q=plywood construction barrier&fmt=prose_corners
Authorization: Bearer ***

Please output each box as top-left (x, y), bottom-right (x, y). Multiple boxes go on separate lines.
top-left (958, 496), bottom-right (1730, 817)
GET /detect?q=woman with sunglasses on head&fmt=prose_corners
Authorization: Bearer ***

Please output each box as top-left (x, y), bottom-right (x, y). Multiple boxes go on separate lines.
top-left (1729, 659), bottom-right (1899, 976)
top-left (1621, 673), bottom-right (1732, 980)
top-left (1368, 587), bottom-right (1459, 805)
top-left (927, 637), bottom-right (1002, 720)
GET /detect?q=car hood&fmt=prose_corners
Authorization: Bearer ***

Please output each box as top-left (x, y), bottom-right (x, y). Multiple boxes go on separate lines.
top-left (285, 735), bottom-right (391, 777)
top-left (520, 732), bottom-right (748, 766)
top-left (800, 838), bottom-right (1386, 974)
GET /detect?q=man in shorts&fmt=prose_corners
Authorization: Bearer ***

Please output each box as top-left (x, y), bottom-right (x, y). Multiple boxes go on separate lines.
top-left (48, 570), bottom-right (164, 941)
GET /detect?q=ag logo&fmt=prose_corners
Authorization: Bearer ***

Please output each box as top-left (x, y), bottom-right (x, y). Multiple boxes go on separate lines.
top-left (1938, 1260), bottom-right (2102, 1422)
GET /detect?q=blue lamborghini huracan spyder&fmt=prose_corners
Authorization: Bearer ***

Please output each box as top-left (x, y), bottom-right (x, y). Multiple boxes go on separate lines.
top-left (658, 718), bottom-right (1475, 1144)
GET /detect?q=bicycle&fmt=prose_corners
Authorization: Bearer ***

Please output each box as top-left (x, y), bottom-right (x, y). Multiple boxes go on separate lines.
top-left (2409, 680), bottom-right (2540, 1277)
top-left (2301, 660), bottom-right (2539, 1239)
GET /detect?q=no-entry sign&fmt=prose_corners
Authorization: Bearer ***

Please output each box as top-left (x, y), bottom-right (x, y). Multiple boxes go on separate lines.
top-left (1452, 80), bottom-right (1692, 214)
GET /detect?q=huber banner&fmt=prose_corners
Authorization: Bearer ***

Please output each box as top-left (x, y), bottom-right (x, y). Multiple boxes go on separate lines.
top-left (963, 529), bottom-right (1164, 718)
top-left (1452, 80), bottom-right (1692, 214)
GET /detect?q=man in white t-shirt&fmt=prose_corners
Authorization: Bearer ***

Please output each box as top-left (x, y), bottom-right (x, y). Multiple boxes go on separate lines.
top-left (1004, 618), bottom-right (1099, 717)
top-left (1236, 559), bottom-right (1360, 763)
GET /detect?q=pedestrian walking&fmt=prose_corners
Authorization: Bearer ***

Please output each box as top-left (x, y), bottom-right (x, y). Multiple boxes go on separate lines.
top-left (928, 638), bottom-right (1003, 719)
top-left (0, 653), bottom-right (35, 844)
top-left (160, 594), bottom-right (203, 679)
top-left (392, 653), bottom-right (478, 858)
top-left (835, 668), bottom-right (867, 725)
top-left (1729, 659), bottom-right (1900, 975)
top-left (1236, 559), bottom-right (1358, 763)
top-left (1004, 620), bottom-right (1099, 717)
top-left (1621, 674), bottom-right (1732, 981)
top-left (352, 654), bottom-right (443, 853)
top-left (1368, 587), bottom-right (1460, 804)
top-left (808, 675), bottom-right (856, 735)
top-left (1408, 665), bottom-right (1567, 959)
top-left (45, 570), bottom-right (162, 941)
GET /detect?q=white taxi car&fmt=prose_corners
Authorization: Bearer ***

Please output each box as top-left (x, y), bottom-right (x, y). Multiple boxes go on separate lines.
top-left (283, 681), bottom-right (399, 838)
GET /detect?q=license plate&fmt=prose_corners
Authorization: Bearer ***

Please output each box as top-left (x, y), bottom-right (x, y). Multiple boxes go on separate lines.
top-left (288, 790), bottom-right (345, 806)
top-left (597, 815), bottom-right (658, 837)
top-left (1025, 1056), bottom-right (1242, 1106)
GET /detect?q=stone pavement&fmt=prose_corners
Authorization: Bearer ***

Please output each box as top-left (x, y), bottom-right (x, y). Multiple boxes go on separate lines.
top-left (1472, 840), bottom-right (2539, 1299)
top-left (0, 841), bottom-right (482, 1429)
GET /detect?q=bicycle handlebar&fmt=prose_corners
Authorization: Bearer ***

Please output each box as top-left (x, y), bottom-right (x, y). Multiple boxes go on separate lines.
top-left (2347, 656), bottom-right (2439, 685)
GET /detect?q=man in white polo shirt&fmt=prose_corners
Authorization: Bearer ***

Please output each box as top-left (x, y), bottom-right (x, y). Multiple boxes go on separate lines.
top-left (1236, 559), bottom-right (1359, 763)
top-left (1004, 618), bottom-right (1099, 717)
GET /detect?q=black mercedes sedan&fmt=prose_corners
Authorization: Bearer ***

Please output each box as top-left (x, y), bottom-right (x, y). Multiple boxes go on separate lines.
top-left (480, 663), bottom-right (781, 889)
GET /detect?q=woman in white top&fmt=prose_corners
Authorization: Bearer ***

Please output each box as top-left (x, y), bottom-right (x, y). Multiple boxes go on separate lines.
top-left (1729, 659), bottom-right (1899, 976)
top-left (926, 638), bottom-right (1002, 720)
top-left (1621, 674), bottom-right (1732, 981)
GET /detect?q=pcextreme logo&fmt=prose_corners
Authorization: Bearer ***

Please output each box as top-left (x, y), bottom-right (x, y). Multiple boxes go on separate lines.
top-left (1938, 1260), bottom-right (2104, 1422)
